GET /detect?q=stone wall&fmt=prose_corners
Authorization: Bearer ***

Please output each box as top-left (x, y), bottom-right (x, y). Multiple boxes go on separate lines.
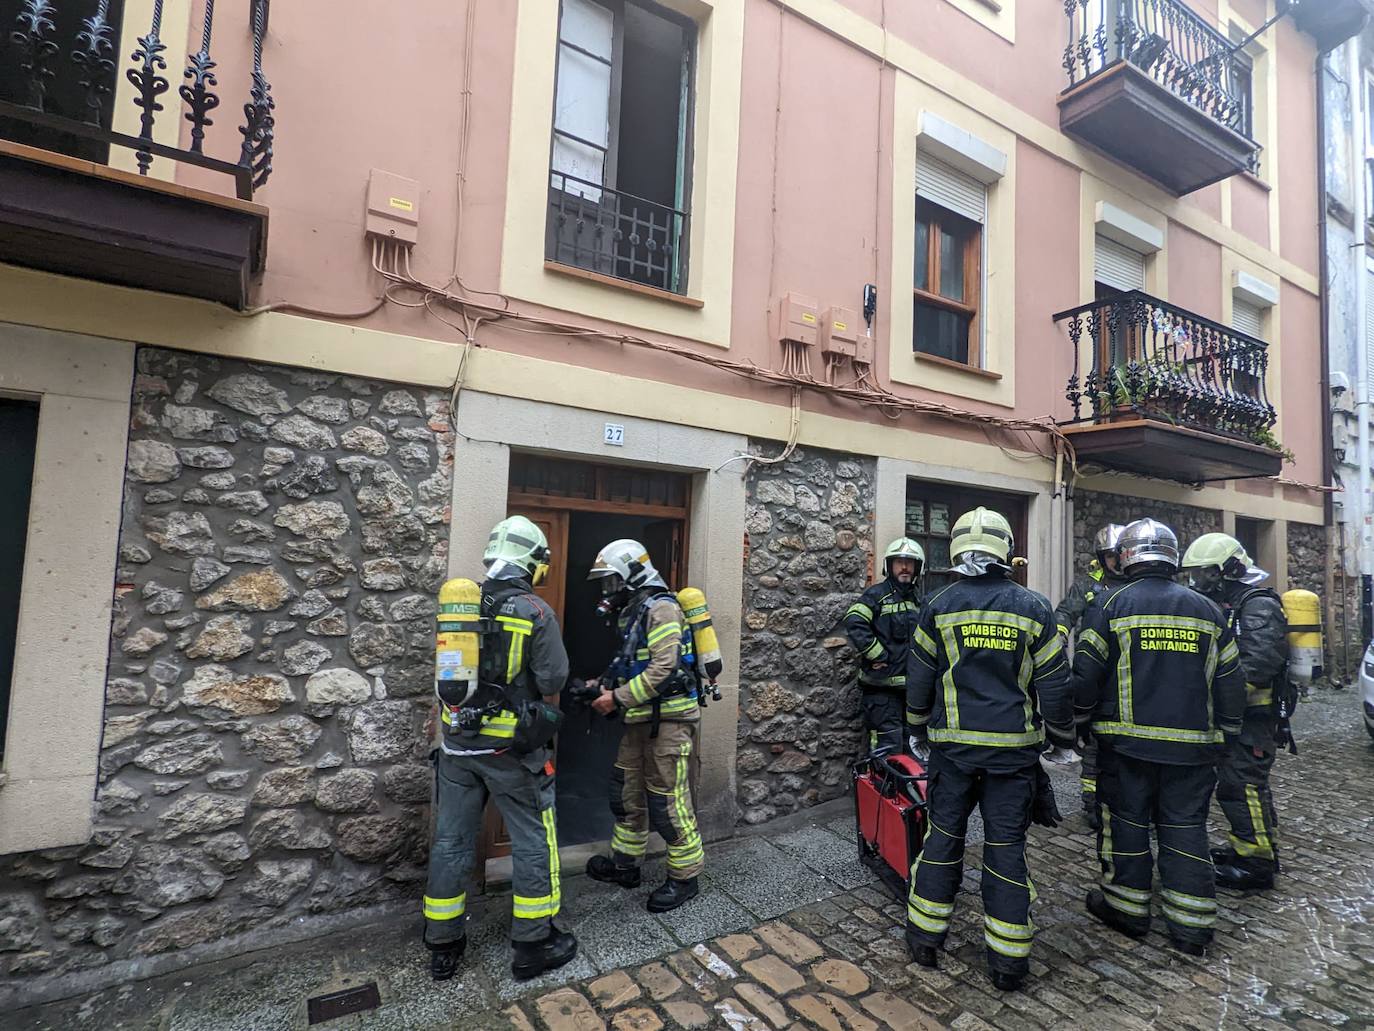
top-left (736, 446), bottom-right (875, 826)
top-left (0, 348), bottom-right (452, 983)
top-left (1289, 521), bottom-right (1361, 683)
top-left (1072, 490), bottom-right (1221, 572)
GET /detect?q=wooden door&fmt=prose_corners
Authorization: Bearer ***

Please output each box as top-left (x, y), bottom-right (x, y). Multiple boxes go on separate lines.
top-left (479, 507), bottom-right (570, 866)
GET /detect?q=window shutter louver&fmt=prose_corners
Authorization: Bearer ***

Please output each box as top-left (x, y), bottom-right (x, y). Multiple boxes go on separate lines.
top-left (916, 157), bottom-right (986, 224)
top-left (1094, 235), bottom-right (1147, 292)
top-left (1232, 298), bottom-right (1264, 339)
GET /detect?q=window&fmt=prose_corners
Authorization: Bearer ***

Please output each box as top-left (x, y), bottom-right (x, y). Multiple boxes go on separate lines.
top-left (1228, 26), bottom-right (1258, 173)
top-left (904, 480), bottom-right (1027, 591)
top-left (1094, 234), bottom-right (1147, 369)
top-left (913, 157), bottom-right (984, 366)
top-left (0, 397), bottom-right (39, 764)
top-left (546, 0), bottom-right (696, 294)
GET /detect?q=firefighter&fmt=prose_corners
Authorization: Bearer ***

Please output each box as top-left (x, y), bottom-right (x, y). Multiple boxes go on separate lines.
top-left (584, 539), bottom-right (705, 912)
top-left (845, 537), bottom-right (925, 754)
top-left (904, 508), bottom-right (1074, 993)
top-left (1073, 519), bottom-right (1245, 957)
top-left (422, 516), bottom-right (577, 982)
top-left (1181, 533), bottom-right (1288, 892)
top-left (1055, 523), bottom-right (1126, 831)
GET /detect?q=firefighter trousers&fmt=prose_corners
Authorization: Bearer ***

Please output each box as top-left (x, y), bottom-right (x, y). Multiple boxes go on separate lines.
top-left (1216, 739), bottom-right (1279, 873)
top-left (906, 750), bottom-right (1037, 977)
top-left (1080, 738), bottom-right (1099, 800)
top-left (609, 720), bottom-right (704, 880)
top-left (1097, 752), bottom-right (1217, 947)
top-left (860, 690), bottom-right (905, 755)
top-left (423, 749), bottom-right (561, 946)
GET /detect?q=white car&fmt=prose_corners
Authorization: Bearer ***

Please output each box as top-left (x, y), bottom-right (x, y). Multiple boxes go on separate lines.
top-left (1362, 641), bottom-right (1374, 741)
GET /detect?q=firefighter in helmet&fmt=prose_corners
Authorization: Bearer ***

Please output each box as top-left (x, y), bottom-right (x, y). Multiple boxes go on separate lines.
top-left (1055, 523), bottom-right (1126, 830)
top-left (905, 508), bottom-right (1074, 992)
top-left (584, 539), bottom-right (705, 912)
top-left (845, 538), bottom-right (925, 754)
top-left (423, 515), bottom-right (577, 982)
top-left (1073, 519), bottom-right (1245, 956)
top-left (1181, 533), bottom-right (1288, 892)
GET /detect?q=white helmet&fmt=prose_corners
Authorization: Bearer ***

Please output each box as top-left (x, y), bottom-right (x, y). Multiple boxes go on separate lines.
top-left (587, 538), bottom-right (666, 591)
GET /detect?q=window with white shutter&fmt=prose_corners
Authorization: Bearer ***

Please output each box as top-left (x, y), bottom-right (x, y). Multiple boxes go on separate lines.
top-left (1232, 297), bottom-right (1264, 339)
top-left (1094, 235), bottom-right (1147, 293)
top-left (913, 157), bottom-right (986, 366)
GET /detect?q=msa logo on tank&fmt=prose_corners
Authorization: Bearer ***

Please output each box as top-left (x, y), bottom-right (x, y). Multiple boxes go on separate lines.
top-left (1135, 626), bottom-right (1202, 654)
top-left (960, 622), bottom-right (1020, 652)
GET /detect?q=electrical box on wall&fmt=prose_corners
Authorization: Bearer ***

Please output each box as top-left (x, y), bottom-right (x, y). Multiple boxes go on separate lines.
top-left (365, 169), bottom-right (420, 244)
top-left (774, 292), bottom-right (819, 347)
top-left (820, 306), bottom-right (858, 358)
top-left (854, 328), bottom-right (874, 366)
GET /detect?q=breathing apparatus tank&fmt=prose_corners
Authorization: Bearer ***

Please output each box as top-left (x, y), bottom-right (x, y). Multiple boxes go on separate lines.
top-left (435, 578), bottom-right (487, 710)
top-left (677, 587), bottom-right (723, 700)
top-left (1281, 589), bottom-right (1323, 693)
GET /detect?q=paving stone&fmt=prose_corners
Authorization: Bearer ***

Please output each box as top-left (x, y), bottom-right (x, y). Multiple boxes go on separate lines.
top-left (662, 1001), bottom-right (712, 1029)
top-left (770, 824), bottom-right (877, 891)
top-left (820, 992), bottom-right (880, 1031)
top-left (665, 949), bottom-right (721, 1002)
top-left (717, 933), bottom-right (763, 962)
top-left (534, 988), bottom-right (606, 1031)
top-left (589, 971), bottom-right (641, 1010)
top-left (787, 993), bottom-right (845, 1031)
top-left (811, 957), bottom-right (871, 996)
top-left (690, 943), bottom-right (737, 980)
top-left (637, 961), bottom-right (684, 1002)
top-left (610, 1007), bottom-right (663, 1031)
top-left (656, 882), bottom-right (756, 944)
top-left (714, 997), bottom-right (767, 1029)
top-left (741, 954), bottom-right (805, 995)
top-left (711, 838), bottom-right (841, 919)
top-left (735, 982), bottom-right (790, 1029)
top-left (861, 991), bottom-right (946, 1031)
top-left (756, 921), bottom-right (824, 964)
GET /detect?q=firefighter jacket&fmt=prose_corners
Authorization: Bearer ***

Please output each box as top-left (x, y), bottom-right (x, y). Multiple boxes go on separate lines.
top-left (612, 589), bottom-right (700, 726)
top-left (1054, 563), bottom-right (1128, 640)
top-left (442, 577), bottom-right (569, 752)
top-left (1072, 574), bottom-right (1245, 765)
top-left (845, 577), bottom-right (921, 692)
top-left (1218, 580), bottom-right (1288, 751)
top-left (905, 573), bottom-right (1073, 773)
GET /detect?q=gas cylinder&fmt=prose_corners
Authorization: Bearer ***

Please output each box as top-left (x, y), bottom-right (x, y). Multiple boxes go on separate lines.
top-left (677, 587), bottom-right (723, 683)
top-left (435, 578), bottom-right (484, 709)
top-left (1281, 588), bottom-right (1323, 691)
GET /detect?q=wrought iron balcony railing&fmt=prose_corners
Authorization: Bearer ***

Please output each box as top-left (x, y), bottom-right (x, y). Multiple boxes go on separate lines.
top-left (1062, 0), bottom-right (1254, 139)
top-left (1053, 290), bottom-right (1277, 445)
top-left (547, 168), bottom-right (689, 295)
top-left (3, 0), bottom-right (273, 200)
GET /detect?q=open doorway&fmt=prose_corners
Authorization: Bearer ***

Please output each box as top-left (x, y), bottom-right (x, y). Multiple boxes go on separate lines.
top-left (481, 454), bottom-right (690, 861)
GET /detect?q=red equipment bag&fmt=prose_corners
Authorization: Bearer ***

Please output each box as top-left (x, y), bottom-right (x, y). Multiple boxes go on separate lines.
top-left (853, 751), bottom-right (929, 900)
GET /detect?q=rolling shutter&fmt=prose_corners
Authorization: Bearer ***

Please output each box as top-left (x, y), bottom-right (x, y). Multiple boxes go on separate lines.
top-left (1094, 235), bottom-right (1146, 292)
top-left (916, 157), bottom-right (986, 224)
top-left (1232, 297), bottom-right (1264, 339)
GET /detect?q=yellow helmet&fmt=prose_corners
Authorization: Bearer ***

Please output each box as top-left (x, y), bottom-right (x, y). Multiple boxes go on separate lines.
top-left (484, 515), bottom-right (551, 584)
top-left (883, 537), bottom-right (926, 576)
top-left (950, 507), bottom-right (1013, 563)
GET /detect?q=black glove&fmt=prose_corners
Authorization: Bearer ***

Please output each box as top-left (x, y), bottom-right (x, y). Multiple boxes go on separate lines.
top-left (1031, 763), bottom-right (1062, 828)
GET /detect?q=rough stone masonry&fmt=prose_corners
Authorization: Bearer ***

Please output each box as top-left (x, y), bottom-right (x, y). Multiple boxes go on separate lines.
top-left (0, 348), bottom-right (453, 984)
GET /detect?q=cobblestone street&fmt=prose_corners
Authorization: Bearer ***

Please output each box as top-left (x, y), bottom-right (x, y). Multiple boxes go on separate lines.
top-left (12, 692), bottom-right (1374, 1030)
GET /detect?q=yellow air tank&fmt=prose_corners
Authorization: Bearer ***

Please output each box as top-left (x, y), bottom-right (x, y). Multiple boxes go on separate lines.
top-left (1281, 589), bottom-right (1323, 692)
top-left (436, 578), bottom-right (483, 708)
top-left (677, 587), bottom-right (723, 683)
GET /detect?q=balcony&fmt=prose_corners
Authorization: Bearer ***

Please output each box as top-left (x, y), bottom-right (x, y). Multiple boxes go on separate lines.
top-left (0, 0), bottom-right (274, 309)
top-left (1058, 0), bottom-right (1260, 196)
top-left (1053, 291), bottom-right (1283, 484)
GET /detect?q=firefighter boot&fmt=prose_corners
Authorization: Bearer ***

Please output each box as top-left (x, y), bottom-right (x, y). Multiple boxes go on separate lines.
top-left (1082, 793), bottom-right (1101, 832)
top-left (905, 927), bottom-right (939, 969)
top-left (647, 876), bottom-right (699, 913)
top-left (990, 971), bottom-right (1025, 993)
top-left (1214, 860), bottom-right (1275, 893)
top-left (1085, 890), bottom-right (1148, 940)
top-left (586, 855), bottom-right (642, 889)
top-left (511, 926), bottom-right (579, 981)
top-left (428, 937), bottom-right (466, 982)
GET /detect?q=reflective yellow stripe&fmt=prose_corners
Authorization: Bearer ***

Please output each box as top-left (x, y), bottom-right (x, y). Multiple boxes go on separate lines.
top-left (1246, 684), bottom-right (1273, 707)
top-left (626, 695), bottom-right (698, 720)
top-left (908, 893), bottom-right (955, 917)
top-left (906, 709), bottom-right (930, 726)
top-left (646, 622), bottom-right (682, 646)
top-left (847, 602), bottom-right (874, 620)
top-left (1079, 628), bottom-right (1108, 659)
top-left (625, 674), bottom-right (653, 704)
top-left (423, 893), bottom-right (466, 920)
top-left (880, 601), bottom-right (918, 614)
top-left (612, 826), bottom-right (648, 857)
top-left (1093, 721), bottom-right (1222, 744)
top-left (860, 672), bottom-right (906, 687)
top-left (1161, 904), bottom-right (1215, 928)
top-left (1244, 785), bottom-right (1274, 858)
top-left (495, 615), bottom-right (534, 631)
top-left (667, 739), bottom-right (702, 872)
top-left (1102, 883), bottom-right (1150, 917)
top-left (1219, 639), bottom-right (1240, 664)
top-left (862, 639), bottom-right (885, 660)
top-left (907, 908), bottom-right (949, 934)
top-left (913, 626), bottom-right (938, 657)
top-left (1161, 889), bottom-right (1215, 913)
top-left (1033, 635), bottom-right (1063, 668)
top-left (984, 914), bottom-right (1032, 940)
top-left (933, 610), bottom-right (1043, 636)
top-left (1108, 614), bottom-right (1219, 635)
top-left (928, 728), bottom-right (1044, 747)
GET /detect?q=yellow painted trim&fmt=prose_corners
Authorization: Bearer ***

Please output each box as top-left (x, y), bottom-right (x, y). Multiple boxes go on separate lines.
top-left (772, 0), bottom-right (1317, 296)
top-left (888, 75), bottom-right (1017, 407)
top-left (1079, 181), bottom-right (1168, 305)
top-left (500, 0), bottom-right (742, 348)
top-left (1222, 250), bottom-right (1283, 450)
top-left (110, 0), bottom-right (194, 181)
top-left (0, 262), bottom-right (1325, 525)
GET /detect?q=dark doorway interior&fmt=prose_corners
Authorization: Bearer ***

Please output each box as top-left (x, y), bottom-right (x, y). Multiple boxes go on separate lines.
top-left (555, 509), bottom-right (684, 846)
top-left (0, 397), bottom-right (40, 762)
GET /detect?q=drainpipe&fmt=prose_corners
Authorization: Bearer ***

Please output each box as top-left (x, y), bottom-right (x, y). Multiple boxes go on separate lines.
top-left (1349, 37), bottom-right (1372, 583)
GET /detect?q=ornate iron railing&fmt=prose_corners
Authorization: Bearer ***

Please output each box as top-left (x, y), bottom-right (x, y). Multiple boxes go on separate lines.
top-left (1054, 290), bottom-right (1276, 443)
top-left (547, 169), bottom-right (689, 295)
top-left (2, 0), bottom-right (273, 199)
top-left (1062, 0), bottom-right (1253, 139)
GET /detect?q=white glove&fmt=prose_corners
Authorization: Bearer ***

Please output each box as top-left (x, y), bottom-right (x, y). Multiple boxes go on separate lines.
top-left (908, 736), bottom-right (931, 763)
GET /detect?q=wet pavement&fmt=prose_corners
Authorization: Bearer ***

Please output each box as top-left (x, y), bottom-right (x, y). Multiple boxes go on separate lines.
top-left (12, 690), bottom-right (1374, 1030)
